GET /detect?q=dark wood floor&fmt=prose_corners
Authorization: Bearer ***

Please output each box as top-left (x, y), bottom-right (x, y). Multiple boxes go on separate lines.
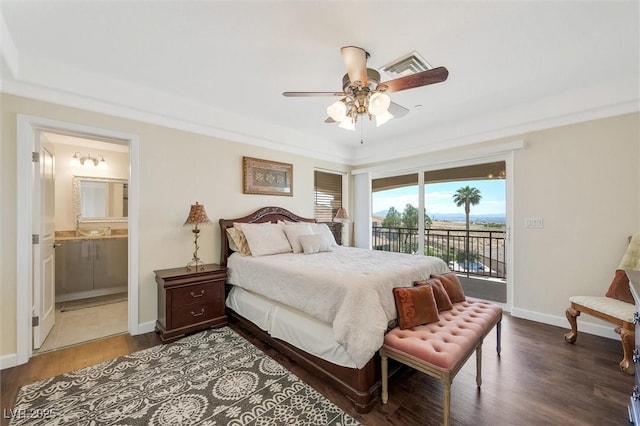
top-left (1, 314), bottom-right (633, 425)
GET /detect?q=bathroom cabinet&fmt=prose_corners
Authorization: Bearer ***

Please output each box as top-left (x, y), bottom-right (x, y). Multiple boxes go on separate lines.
top-left (55, 237), bottom-right (128, 301)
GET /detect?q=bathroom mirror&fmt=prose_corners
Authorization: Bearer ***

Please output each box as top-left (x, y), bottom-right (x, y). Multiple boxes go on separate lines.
top-left (73, 176), bottom-right (128, 223)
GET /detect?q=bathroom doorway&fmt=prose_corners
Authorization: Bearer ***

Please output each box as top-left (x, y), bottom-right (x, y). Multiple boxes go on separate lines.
top-left (35, 132), bottom-right (130, 353)
top-left (15, 114), bottom-right (140, 366)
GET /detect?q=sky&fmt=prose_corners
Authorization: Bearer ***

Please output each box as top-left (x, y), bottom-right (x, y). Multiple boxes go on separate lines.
top-left (372, 179), bottom-right (506, 216)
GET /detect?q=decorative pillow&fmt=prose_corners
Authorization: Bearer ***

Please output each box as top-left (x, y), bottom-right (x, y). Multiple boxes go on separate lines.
top-left (228, 225), bottom-right (251, 256)
top-left (240, 223), bottom-right (292, 257)
top-left (299, 234), bottom-right (331, 255)
top-left (415, 278), bottom-right (453, 311)
top-left (392, 285), bottom-right (439, 330)
top-left (430, 272), bottom-right (466, 303)
top-left (310, 223), bottom-right (339, 247)
top-left (605, 269), bottom-right (633, 304)
top-left (283, 223), bottom-right (314, 253)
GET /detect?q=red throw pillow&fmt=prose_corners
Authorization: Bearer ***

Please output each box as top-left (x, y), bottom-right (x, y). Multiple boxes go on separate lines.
top-left (430, 272), bottom-right (466, 303)
top-left (392, 285), bottom-right (439, 330)
top-left (415, 278), bottom-right (454, 311)
top-left (605, 270), bottom-right (634, 304)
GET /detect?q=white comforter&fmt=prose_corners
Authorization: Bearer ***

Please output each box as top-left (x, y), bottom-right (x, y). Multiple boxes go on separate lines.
top-left (227, 247), bottom-right (449, 368)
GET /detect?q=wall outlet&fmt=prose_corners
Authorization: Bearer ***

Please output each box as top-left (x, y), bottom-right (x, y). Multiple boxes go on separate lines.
top-left (525, 218), bottom-right (544, 229)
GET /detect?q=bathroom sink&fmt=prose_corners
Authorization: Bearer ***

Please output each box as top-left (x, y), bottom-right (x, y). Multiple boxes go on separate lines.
top-left (77, 227), bottom-right (111, 237)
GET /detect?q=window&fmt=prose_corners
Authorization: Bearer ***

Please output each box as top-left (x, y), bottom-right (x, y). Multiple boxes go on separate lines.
top-left (314, 170), bottom-right (342, 243)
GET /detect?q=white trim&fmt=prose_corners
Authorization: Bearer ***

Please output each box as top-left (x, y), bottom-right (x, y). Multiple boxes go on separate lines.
top-left (137, 320), bottom-right (156, 335)
top-left (352, 140), bottom-right (525, 176)
top-left (0, 353), bottom-right (17, 370)
top-left (511, 307), bottom-right (619, 341)
top-left (15, 114), bottom-right (140, 367)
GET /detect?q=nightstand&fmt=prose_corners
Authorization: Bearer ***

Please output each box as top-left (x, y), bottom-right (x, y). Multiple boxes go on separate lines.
top-left (154, 263), bottom-right (227, 343)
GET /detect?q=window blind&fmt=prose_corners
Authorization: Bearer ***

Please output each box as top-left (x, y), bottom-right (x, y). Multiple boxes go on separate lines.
top-left (314, 170), bottom-right (342, 242)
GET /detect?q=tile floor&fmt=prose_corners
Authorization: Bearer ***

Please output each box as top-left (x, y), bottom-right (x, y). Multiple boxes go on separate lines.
top-left (36, 300), bottom-right (128, 353)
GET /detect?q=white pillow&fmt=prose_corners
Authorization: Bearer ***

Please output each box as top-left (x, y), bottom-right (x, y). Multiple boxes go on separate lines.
top-left (310, 223), bottom-right (339, 247)
top-left (240, 223), bottom-right (292, 257)
top-left (283, 223), bottom-right (314, 253)
top-left (299, 234), bottom-right (332, 255)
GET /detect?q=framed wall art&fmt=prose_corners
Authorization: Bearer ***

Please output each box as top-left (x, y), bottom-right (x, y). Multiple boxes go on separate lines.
top-left (243, 156), bottom-right (293, 196)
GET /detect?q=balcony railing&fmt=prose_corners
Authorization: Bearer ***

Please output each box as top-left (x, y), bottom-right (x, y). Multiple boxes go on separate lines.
top-left (372, 226), bottom-right (506, 279)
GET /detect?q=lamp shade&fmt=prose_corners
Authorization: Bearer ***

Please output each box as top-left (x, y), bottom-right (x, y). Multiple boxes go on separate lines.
top-left (327, 100), bottom-right (347, 122)
top-left (375, 110), bottom-right (394, 127)
top-left (368, 92), bottom-right (391, 116)
top-left (184, 202), bottom-right (211, 226)
top-left (333, 207), bottom-right (349, 222)
top-left (338, 118), bottom-right (356, 131)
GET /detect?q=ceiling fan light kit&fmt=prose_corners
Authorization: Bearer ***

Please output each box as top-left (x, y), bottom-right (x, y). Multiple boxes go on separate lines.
top-left (283, 46), bottom-right (448, 134)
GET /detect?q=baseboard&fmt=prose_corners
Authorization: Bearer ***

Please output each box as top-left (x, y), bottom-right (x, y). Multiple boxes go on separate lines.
top-left (0, 353), bottom-right (17, 370)
top-left (136, 320), bottom-right (156, 335)
top-left (511, 307), bottom-right (619, 341)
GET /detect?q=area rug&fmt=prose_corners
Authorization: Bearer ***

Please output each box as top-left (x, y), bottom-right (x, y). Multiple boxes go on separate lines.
top-left (10, 327), bottom-right (360, 425)
top-left (60, 292), bottom-right (128, 312)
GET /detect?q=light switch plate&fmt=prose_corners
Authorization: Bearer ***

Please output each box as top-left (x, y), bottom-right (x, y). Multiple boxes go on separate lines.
top-left (526, 218), bottom-right (544, 228)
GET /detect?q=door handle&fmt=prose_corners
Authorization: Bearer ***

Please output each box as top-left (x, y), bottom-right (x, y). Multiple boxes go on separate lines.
top-left (53, 243), bottom-right (62, 248)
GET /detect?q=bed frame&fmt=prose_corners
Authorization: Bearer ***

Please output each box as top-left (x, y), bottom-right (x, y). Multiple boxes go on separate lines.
top-left (219, 206), bottom-right (401, 413)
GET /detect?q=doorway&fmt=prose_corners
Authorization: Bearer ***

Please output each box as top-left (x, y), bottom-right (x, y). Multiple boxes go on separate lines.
top-left (15, 115), bottom-right (140, 365)
top-left (35, 132), bottom-right (131, 353)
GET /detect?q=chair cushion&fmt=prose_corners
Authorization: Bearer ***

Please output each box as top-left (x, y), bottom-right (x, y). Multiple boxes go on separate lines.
top-left (569, 295), bottom-right (636, 322)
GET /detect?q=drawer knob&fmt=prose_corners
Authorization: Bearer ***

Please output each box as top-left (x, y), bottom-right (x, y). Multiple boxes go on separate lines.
top-left (191, 308), bottom-right (205, 317)
top-left (190, 290), bottom-right (205, 298)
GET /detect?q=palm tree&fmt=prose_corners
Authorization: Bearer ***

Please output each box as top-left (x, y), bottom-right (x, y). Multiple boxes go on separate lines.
top-left (453, 186), bottom-right (482, 266)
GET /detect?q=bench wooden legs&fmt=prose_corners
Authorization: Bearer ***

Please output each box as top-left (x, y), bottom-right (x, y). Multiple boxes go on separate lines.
top-left (496, 319), bottom-right (502, 355)
top-left (381, 352), bottom-right (389, 404)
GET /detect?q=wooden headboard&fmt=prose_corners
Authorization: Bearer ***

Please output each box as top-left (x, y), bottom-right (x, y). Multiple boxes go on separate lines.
top-left (219, 206), bottom-right (316, 266)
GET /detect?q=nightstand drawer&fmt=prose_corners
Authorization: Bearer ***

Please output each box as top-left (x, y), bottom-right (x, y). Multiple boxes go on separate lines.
top-left (169, 281), bottom-right (221, 307)
top-left (171, 302), bottom-right (222, 329)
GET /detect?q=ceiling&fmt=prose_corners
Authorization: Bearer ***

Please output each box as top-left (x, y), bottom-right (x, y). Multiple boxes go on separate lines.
top-left (1, 1), bottom-right (638, 165)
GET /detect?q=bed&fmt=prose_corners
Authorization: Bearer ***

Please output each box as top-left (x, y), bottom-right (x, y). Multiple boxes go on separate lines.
top-left (219, 206), bottom-right (450, 412)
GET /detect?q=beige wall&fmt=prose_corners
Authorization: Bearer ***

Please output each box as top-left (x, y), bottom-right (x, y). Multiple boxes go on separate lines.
top-left (0, 94), bottom-right (348, 358)
top-left (511, 114), bottom-right (639, 322)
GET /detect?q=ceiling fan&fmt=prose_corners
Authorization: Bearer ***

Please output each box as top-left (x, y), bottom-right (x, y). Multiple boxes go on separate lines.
top-left (283, 46), bottom-right (449, 131)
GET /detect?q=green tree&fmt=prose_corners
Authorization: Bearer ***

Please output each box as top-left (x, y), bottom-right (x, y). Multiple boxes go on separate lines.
top-left (452, 186), bottom-right (482, 231)
top-left (402, 204), bottom-right (418, 229)
top-left (382, 206), bottom-right (402, 228)
top-left (453, 186), bottom-right (482, 263)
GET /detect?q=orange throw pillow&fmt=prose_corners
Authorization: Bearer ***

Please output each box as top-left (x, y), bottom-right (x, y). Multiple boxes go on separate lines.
top-left (605, 270), bottom-right (634, 304)
top-left (431, 272), bottom-right (466, 303)
top-left (415, 278), bottom-right (453, 311)
top-left (392, 285), bottom-right (439, 329)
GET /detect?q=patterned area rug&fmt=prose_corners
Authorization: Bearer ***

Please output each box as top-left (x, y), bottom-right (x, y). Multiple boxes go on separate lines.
top-left (10, 327), bottom-right (360, 425)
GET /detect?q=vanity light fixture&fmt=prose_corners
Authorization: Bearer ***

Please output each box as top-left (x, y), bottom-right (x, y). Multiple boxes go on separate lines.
top-left (70, 152), bottom-right (108, 169)
top-left (184, 201), bottom-right (212, 271)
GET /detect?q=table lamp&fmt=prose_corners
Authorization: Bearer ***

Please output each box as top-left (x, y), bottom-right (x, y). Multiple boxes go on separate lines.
top-left (184, 201), bottom-right (211, 271)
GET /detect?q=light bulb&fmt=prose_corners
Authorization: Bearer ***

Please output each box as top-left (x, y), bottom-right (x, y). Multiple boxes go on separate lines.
top-left (69, 154), bottom-right (81, 167)
top-left (327, 100), bottom-right (347, 122)
top-left (375, 110), bottom-right (394, 127)
top-left (338, 118), bottom-right (356, 131)
top-left (98, 155), bottom-right (108, 169)
top-left (368, 92), bottom-right (391, 116)
top-left (83, 158), bottom-right (95, 168)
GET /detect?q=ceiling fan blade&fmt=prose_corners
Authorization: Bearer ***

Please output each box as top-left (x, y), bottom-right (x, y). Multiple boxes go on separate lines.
top-left (283, 91), bottom-right (345, 97)
top-left (341, 46), bottom-right (369, 87)
top-left (325, 117), bottom-right (336, 123)
top-left (379, 66), bottom-right (449, 93)
top-left (388, 101), bottom-right (409, 118)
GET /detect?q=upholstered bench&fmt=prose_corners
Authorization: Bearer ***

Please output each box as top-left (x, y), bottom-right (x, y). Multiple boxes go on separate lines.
top-left (381, 298), bottom-right (502, 426)
top-left (564, 295), bottom-right (636, 374)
